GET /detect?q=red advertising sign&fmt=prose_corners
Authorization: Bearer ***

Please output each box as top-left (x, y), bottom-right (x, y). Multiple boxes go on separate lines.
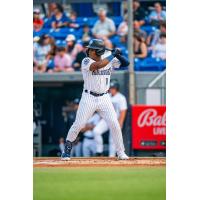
top-left (131, 105), bottom-right (166, 150)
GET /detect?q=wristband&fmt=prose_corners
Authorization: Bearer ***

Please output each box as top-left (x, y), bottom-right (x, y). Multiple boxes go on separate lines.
top-left (106, 54), bottom-right (114, 62)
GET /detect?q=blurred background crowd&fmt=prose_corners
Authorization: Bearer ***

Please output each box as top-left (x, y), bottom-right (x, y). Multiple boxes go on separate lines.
top-left (33, 1), bottom-right (166, 73)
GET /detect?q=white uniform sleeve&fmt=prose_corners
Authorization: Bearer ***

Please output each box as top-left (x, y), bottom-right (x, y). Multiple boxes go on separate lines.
top-left (81, 57), bottom-right (95, 71)
top-left (111, 57), bottom-right (121, 69)
top-left (119, 95), bottom-right (128, 111)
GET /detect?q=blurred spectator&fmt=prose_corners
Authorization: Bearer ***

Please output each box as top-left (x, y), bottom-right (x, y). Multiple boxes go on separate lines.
top-left (47, 3), bottom-right (57, 18)
top-left (46, 36), bottom-right (57, 72)
top-left (48, 37), bottom-right (57, 58)
top-left (120, 35), bottom-right (127, 45)
top-left (117, 14), bottom-right (128, 36)
top-left (104, 38), bottom-right (113, 49)
top-left (53, 46), bottom-right (74, 72)
top-left (151, 33), bottom-right (166, 60)
top-left (65, 34), bottom-right (83, 62)
top-left (133, 34), bottom-right (147, 59)
top-left (51, 3), bottom-right (70, 29)
top-left (92, 8), bottom-right (116, 39)
top-left (69, 11), bottom-right (80, 29)
top-left (134, 20), bottom-right (147, 41)
top-left (33, 36), bottom-right (40, 44)
top-left (133, 0), bottom-right (146, 26)
top-left (146, 22), bottom-right (166, 46)
top-left (33, 34), bottom-right (51, 73)
top-left (148, 2), bottom-right (166, 25)
top-left (33, 9), bottom-right (43, 32)
top-left (82, 24), bottom-right (92, 42)
top-left (73, 40), bottom-right (88, 71)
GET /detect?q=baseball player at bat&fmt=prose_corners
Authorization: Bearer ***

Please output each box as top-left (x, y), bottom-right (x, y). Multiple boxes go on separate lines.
top-left (61, 39), bottom-right (129, 160)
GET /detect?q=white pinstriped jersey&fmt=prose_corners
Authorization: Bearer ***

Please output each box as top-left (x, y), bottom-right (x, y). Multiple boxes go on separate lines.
top-left (81, 54), bottom-right (121, 94)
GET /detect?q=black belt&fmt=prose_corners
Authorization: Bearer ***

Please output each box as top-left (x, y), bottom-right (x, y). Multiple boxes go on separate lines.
top-left (84, 89), bottom-right (108, 97)
top-left (84, 135), bottom-right (94, 140)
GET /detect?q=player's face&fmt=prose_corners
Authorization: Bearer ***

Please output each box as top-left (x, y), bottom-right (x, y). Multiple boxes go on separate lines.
top-left (88, 49), bottom-right (96, 57)
top-left (109, 88), bottom-right (117, 96)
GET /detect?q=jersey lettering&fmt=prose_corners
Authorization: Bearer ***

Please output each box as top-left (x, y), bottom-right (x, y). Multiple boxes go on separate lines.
top-left (92, 67), bottom-right (111, 75)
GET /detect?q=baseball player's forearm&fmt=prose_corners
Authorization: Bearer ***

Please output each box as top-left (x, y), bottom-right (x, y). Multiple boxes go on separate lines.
top-left (89, 55), bottom-right (114, 71)
top-left (118, 110), bottom-right (127, 128)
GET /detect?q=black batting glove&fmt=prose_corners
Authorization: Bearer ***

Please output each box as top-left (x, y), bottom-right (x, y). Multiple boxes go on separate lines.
top-left (112, 48), bottom-right (122, 57)
top-left (116, 54), bottom-right (130, 67)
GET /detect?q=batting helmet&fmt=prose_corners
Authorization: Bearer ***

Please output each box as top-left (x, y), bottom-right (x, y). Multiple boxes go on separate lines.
top-left (73, 98), bottom-right (80, 105)
top-left (85, 39), bottom-right (105, 56)
top-left (110, 80), bottom-right (120, 90)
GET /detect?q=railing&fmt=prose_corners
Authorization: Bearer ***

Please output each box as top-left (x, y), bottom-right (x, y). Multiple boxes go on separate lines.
top-left (135, 71), bottom-right (166, 105)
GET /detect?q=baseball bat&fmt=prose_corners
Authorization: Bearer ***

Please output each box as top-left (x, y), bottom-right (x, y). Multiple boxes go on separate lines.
top-left (105, 47), bottom-right (113, 52)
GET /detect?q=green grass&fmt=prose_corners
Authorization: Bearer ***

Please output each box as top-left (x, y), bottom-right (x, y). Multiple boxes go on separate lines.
top-left (34, 167), bottom-right (165, 200)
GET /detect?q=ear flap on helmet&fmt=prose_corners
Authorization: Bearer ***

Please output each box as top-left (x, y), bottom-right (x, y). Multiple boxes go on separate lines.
top-left (86, 48), bottom-right (90, 56)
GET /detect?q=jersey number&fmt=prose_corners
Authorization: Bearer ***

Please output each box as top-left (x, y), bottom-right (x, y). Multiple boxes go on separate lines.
top-left (106, 78), bottom-right (108, 85)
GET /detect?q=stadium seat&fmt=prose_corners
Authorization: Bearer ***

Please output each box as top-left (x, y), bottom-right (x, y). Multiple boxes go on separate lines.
top-left (141, 26), bottom-right (157, 35)
top-left (88, 17), bottom-right (98, 26)
top-left (33, 28), bottom-right (49, 37)
top-left (76, 17), bottom-right (98, 27)
top-left (110, 35), bottom-right (121, 45)
top-left (55, 40), bottom-right (66, 47)
top-left (47, 59), bottom-right (55, 69)
top-left (43, 18), bottom-right (52, 28)
top-left (111, 16), bottom-right (123, 26)
top-left (48, 29), bottom-right (68, 40)
top-left (134, 58), bottom-right (142, 71)
top-left (135, 57), bottom-right (166, 71)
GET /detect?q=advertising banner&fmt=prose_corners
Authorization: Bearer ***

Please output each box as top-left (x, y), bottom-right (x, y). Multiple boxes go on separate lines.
top-left (132, 105), bottom-right (166, 150)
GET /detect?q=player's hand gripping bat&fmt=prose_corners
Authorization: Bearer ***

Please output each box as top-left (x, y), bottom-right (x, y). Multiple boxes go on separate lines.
top-left (106, 47), bottom-right (130, 67)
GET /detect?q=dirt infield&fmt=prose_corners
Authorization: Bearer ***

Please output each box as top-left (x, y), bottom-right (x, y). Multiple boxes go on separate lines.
top-left (33, 157), bottom-right (166, 168)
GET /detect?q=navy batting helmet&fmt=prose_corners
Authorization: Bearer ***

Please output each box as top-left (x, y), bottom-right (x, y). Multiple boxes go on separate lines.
top-left (110, 80), bottom-right (120, 90)
top-left (85, 39), bottom-right (105, 56)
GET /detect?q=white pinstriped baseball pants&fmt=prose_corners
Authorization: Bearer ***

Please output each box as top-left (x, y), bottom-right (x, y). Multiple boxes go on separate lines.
top-left (66, 91), bottom-right (125, 154)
